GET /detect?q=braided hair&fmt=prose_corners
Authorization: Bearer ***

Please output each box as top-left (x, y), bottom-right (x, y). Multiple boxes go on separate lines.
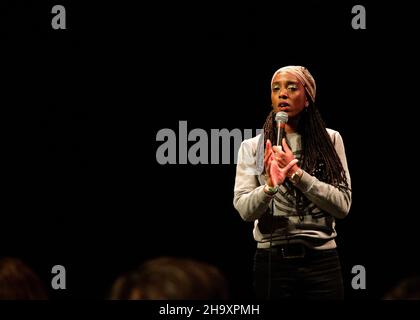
top-left (262, 102), bottom-right (350, 217)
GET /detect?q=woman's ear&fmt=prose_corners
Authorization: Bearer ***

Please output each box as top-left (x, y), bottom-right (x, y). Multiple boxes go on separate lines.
top-left (305, 100), bottom-right (309, 107)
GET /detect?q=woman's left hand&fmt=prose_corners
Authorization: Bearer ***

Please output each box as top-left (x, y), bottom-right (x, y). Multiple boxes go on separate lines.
top-left (269, 158), bottom-right (299, 186)
top-left (273, 138), bottom-right (299, 172)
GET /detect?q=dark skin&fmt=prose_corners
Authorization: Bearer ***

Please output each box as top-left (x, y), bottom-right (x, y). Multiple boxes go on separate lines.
top-left (271, 72), bottom-right (309, 131)
top-left (273, 138), bottom-right (298, 178)
top-left (264, 71), bottom-right (308, 186)
top-left (264, 139), bottom-right (298, 187)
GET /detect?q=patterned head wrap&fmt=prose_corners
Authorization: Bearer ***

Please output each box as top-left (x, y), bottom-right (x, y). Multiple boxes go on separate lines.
top-left (271, 65), bottom-right (316, 103)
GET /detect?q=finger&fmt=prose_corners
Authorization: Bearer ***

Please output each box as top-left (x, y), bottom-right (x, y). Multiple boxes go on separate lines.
top-left (272, 147), bottom-right (286, 159)
top-left (266, 139), bottom-right (272, 152)
top-left (272, 145), bottom-right (282, 154)
top-left (264, 142), bottom-right (272, 161)
top-left (264, 149), bottom-right (272, 164)
top-left (271, 146), bottom-right (286, 157)
top-left (284, 159), bottom-right (299, 171)
top-left (265, 159), bottom-right (273, 178)
top-left (282, 138), bottom-right (291, 153)
top-left (264, 152), bottom-right (273, 168)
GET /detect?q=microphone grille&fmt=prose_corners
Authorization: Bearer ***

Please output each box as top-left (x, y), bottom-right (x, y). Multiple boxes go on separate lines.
top-left (275, 111), bottom-right (288, 123)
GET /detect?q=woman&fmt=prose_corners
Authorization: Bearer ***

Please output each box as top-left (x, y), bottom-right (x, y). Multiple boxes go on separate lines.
top-left (233, 66), bottom-right (351, 299)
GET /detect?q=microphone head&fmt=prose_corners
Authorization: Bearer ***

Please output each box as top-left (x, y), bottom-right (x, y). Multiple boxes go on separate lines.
top-left (275, 111), bottom-right (288, 124)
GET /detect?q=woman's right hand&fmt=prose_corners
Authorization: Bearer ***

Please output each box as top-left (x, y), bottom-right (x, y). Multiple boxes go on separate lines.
top-left (264, 139), bottom-right (298, 187)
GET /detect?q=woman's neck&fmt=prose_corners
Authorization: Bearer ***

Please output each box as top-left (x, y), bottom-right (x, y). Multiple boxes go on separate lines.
top-left (285, 117), bottom-right (300, 133)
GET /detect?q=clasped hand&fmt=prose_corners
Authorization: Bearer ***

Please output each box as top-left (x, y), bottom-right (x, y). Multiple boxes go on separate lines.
top-left (264, 138), bottom-right (298, 187)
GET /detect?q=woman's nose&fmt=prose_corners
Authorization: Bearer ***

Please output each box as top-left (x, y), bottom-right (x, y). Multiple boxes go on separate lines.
top-left (278, 89), bottom-right (288, 98)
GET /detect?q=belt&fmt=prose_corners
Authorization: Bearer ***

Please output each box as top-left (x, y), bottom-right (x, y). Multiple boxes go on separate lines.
top-left (262, 243), bottom-right (307, 259)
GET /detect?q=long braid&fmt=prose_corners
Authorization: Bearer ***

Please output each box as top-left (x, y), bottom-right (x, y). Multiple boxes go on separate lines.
top-left (262, 111), bottom-right (276, 147)
top-left (262, 104), bottom-right (350, 218)
top-left (298, 102), bottom-right (349, 189)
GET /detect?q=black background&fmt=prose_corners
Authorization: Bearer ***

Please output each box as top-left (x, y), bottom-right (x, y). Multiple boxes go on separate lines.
top-left (1, 0), bottom-right (419, 301)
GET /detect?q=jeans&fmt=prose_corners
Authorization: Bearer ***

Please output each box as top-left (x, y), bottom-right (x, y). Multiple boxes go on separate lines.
top-left (253, 246), bottom-right (344, 299)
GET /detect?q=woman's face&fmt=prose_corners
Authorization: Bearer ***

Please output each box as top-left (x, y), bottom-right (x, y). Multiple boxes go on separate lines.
top-left (271, 71), bottom-right (308, 118)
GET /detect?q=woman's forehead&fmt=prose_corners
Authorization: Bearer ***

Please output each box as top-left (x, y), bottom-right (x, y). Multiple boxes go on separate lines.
top-left (272, 71), bottom-right (299, 83)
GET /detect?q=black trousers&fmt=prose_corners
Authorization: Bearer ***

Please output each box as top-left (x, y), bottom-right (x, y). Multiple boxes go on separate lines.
top-left (253, 245), bottom-right (344, 299)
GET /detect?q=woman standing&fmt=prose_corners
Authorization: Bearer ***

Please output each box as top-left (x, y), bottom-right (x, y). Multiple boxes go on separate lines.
top-left (233, 66), bottom-right (351, 299)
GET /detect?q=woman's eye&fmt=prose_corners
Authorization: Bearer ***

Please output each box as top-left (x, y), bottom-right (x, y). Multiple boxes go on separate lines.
top-left (272, 87), bottom-right (279, 91)
top-left (287, 85), bottom-right (297, 91)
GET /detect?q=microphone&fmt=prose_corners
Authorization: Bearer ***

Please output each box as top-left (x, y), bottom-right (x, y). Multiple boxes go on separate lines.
top-left (275, 111), bottom-right (288, 149)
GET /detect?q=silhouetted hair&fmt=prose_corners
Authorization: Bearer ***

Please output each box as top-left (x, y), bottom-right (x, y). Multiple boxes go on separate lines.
top-left (109, 257), bottom-right (229, 300)
top-left (384, 276), bottom-right (420, 300)
top-left (0, 257), bottom-right (48, 300)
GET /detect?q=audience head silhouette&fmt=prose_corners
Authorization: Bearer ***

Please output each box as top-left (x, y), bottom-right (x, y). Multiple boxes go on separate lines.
top-left (0, 257), bottom-right (48, 300)
top-left (384, 275), bottom-right (420, 300)
top-left (110, 256), bottom-right (228, 300)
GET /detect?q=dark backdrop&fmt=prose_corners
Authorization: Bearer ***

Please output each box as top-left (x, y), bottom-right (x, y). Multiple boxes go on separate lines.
top-left (1, 1), bottom-right (419, 300)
